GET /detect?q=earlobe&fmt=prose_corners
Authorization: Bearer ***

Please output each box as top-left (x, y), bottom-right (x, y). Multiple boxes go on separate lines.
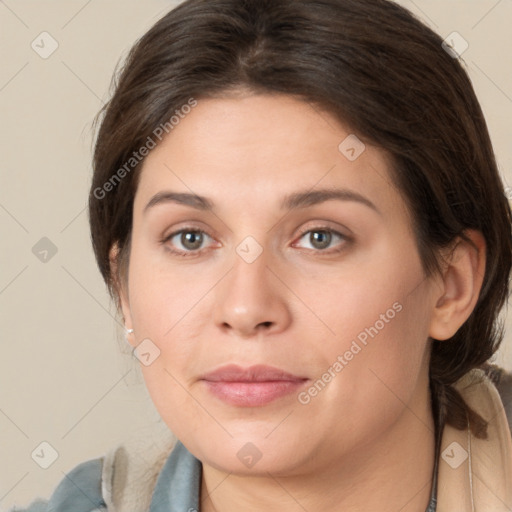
top-left (428, 230), bottom-right (486, 341)
top-left (109, 243), bottom-right (133, 334)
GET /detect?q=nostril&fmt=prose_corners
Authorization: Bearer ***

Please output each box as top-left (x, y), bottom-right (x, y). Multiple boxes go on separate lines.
top-left (219, 320), bottom-right (276, 335)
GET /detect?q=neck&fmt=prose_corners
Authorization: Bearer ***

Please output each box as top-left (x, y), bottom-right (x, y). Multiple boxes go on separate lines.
top-left (200, 387), bottom-right (436, 512)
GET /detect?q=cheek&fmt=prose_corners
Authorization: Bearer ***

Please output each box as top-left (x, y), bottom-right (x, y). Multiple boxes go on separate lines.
top-left (128, 267), bottom-right (214, 441)
top-left (292, 294), bottom-right (431, 450)
top-left (296, 243), bottom-right (432, 412)
top-left (291, 236), bottom-right (428, 355)
top-left (127, 238), bottom-right (213, 341)
top-left (125, 243), bottom-right (222, 417)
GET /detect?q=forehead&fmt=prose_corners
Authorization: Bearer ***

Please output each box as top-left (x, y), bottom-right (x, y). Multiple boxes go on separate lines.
top-left (134, 94), bottom-right (404, 219)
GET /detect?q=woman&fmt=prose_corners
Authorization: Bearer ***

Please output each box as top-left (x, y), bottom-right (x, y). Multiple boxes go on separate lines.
top-left (13, 0), bottom-right (512, 510)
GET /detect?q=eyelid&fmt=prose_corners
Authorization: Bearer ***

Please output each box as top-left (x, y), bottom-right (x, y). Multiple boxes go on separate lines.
top-left (295, 219), bottom-right (351, 239)
top-left (160, 222), bottom-right (352, 257)
top-left (161, 221), bottom-right (216, 242)
top-left (160, 225), bottom-right (220, 255)
top-left (291, 224), bottom-right (352, 253)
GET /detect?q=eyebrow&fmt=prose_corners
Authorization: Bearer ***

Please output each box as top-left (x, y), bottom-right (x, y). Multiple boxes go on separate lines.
top-left (282, 188), bottom-right (379, 213)
top-left (143, 188), bottom-right (380, 215)
top-left (144, 191), bottom-right (213, 213)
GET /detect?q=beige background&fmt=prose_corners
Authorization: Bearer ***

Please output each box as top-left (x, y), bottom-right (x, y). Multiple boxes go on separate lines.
top-left (1, 1), bottom-right (511, 509)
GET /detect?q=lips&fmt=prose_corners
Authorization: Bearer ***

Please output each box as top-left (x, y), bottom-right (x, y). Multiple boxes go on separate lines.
top-left (201, 364), bottom-right (307, 382)
top-left (200, 364), bottom-right (309, 407)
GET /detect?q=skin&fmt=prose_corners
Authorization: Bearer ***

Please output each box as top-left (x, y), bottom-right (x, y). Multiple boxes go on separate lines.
top-left (114, 93), bottom-right (486, 511)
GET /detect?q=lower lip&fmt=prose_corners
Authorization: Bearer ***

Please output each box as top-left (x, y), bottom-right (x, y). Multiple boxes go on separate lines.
top-left (203, 380), bottom-right (307, 407)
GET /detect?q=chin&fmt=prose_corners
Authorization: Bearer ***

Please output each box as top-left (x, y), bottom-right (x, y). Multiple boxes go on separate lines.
top-left (190, 433), bottom-right (313, 476)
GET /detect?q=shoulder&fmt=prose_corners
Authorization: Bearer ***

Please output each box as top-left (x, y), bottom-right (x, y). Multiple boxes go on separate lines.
top-left (48, 457), bottom-right (106, 511)
top-left (10, 420), bottom-right (177, 512)
top-left (7, 458), bottom-right (106, 512)
top-left (7, 499), bottom-right (48, 512)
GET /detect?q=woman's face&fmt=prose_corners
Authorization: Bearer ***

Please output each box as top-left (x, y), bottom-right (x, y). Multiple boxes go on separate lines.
top-left (120, 94), bottom-right (440, 475)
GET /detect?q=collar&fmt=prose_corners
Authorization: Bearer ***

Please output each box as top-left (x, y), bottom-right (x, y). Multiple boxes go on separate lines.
top-left (436, 369), bottom-right (512, 511)
top-left (149, 441), bottom-right (201, 512)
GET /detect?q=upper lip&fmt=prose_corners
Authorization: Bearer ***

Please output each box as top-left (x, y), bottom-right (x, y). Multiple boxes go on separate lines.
top-left (201, 364), bottom-right (308, 382)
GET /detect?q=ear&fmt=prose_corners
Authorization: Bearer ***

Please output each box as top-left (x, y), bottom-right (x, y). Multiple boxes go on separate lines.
top-left (428, 229), bottom-right (486, 340)
top-left (109, 243), bottom-right (134, 342)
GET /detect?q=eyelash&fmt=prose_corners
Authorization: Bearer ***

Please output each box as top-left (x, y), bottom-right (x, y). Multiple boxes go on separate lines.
top-left (159, 228), bottom-right (217, 258)
top-left (293, 225), bottom-right (350, 254)
top-left (159, 225), bottom-right (350, 258)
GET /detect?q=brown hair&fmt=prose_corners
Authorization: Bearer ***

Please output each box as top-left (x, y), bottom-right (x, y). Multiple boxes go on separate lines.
top-left (89, 0), bottom-right (512, 438)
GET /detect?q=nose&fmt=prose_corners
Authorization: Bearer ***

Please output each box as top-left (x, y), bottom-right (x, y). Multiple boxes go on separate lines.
top-left (212, 249), bottom-right (292, 338)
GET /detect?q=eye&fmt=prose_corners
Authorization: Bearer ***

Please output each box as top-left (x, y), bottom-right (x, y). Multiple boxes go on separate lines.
top-left (161, 228), bottom-right (216, 256)
top-left (293, 227), bottom-right (349, 253)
